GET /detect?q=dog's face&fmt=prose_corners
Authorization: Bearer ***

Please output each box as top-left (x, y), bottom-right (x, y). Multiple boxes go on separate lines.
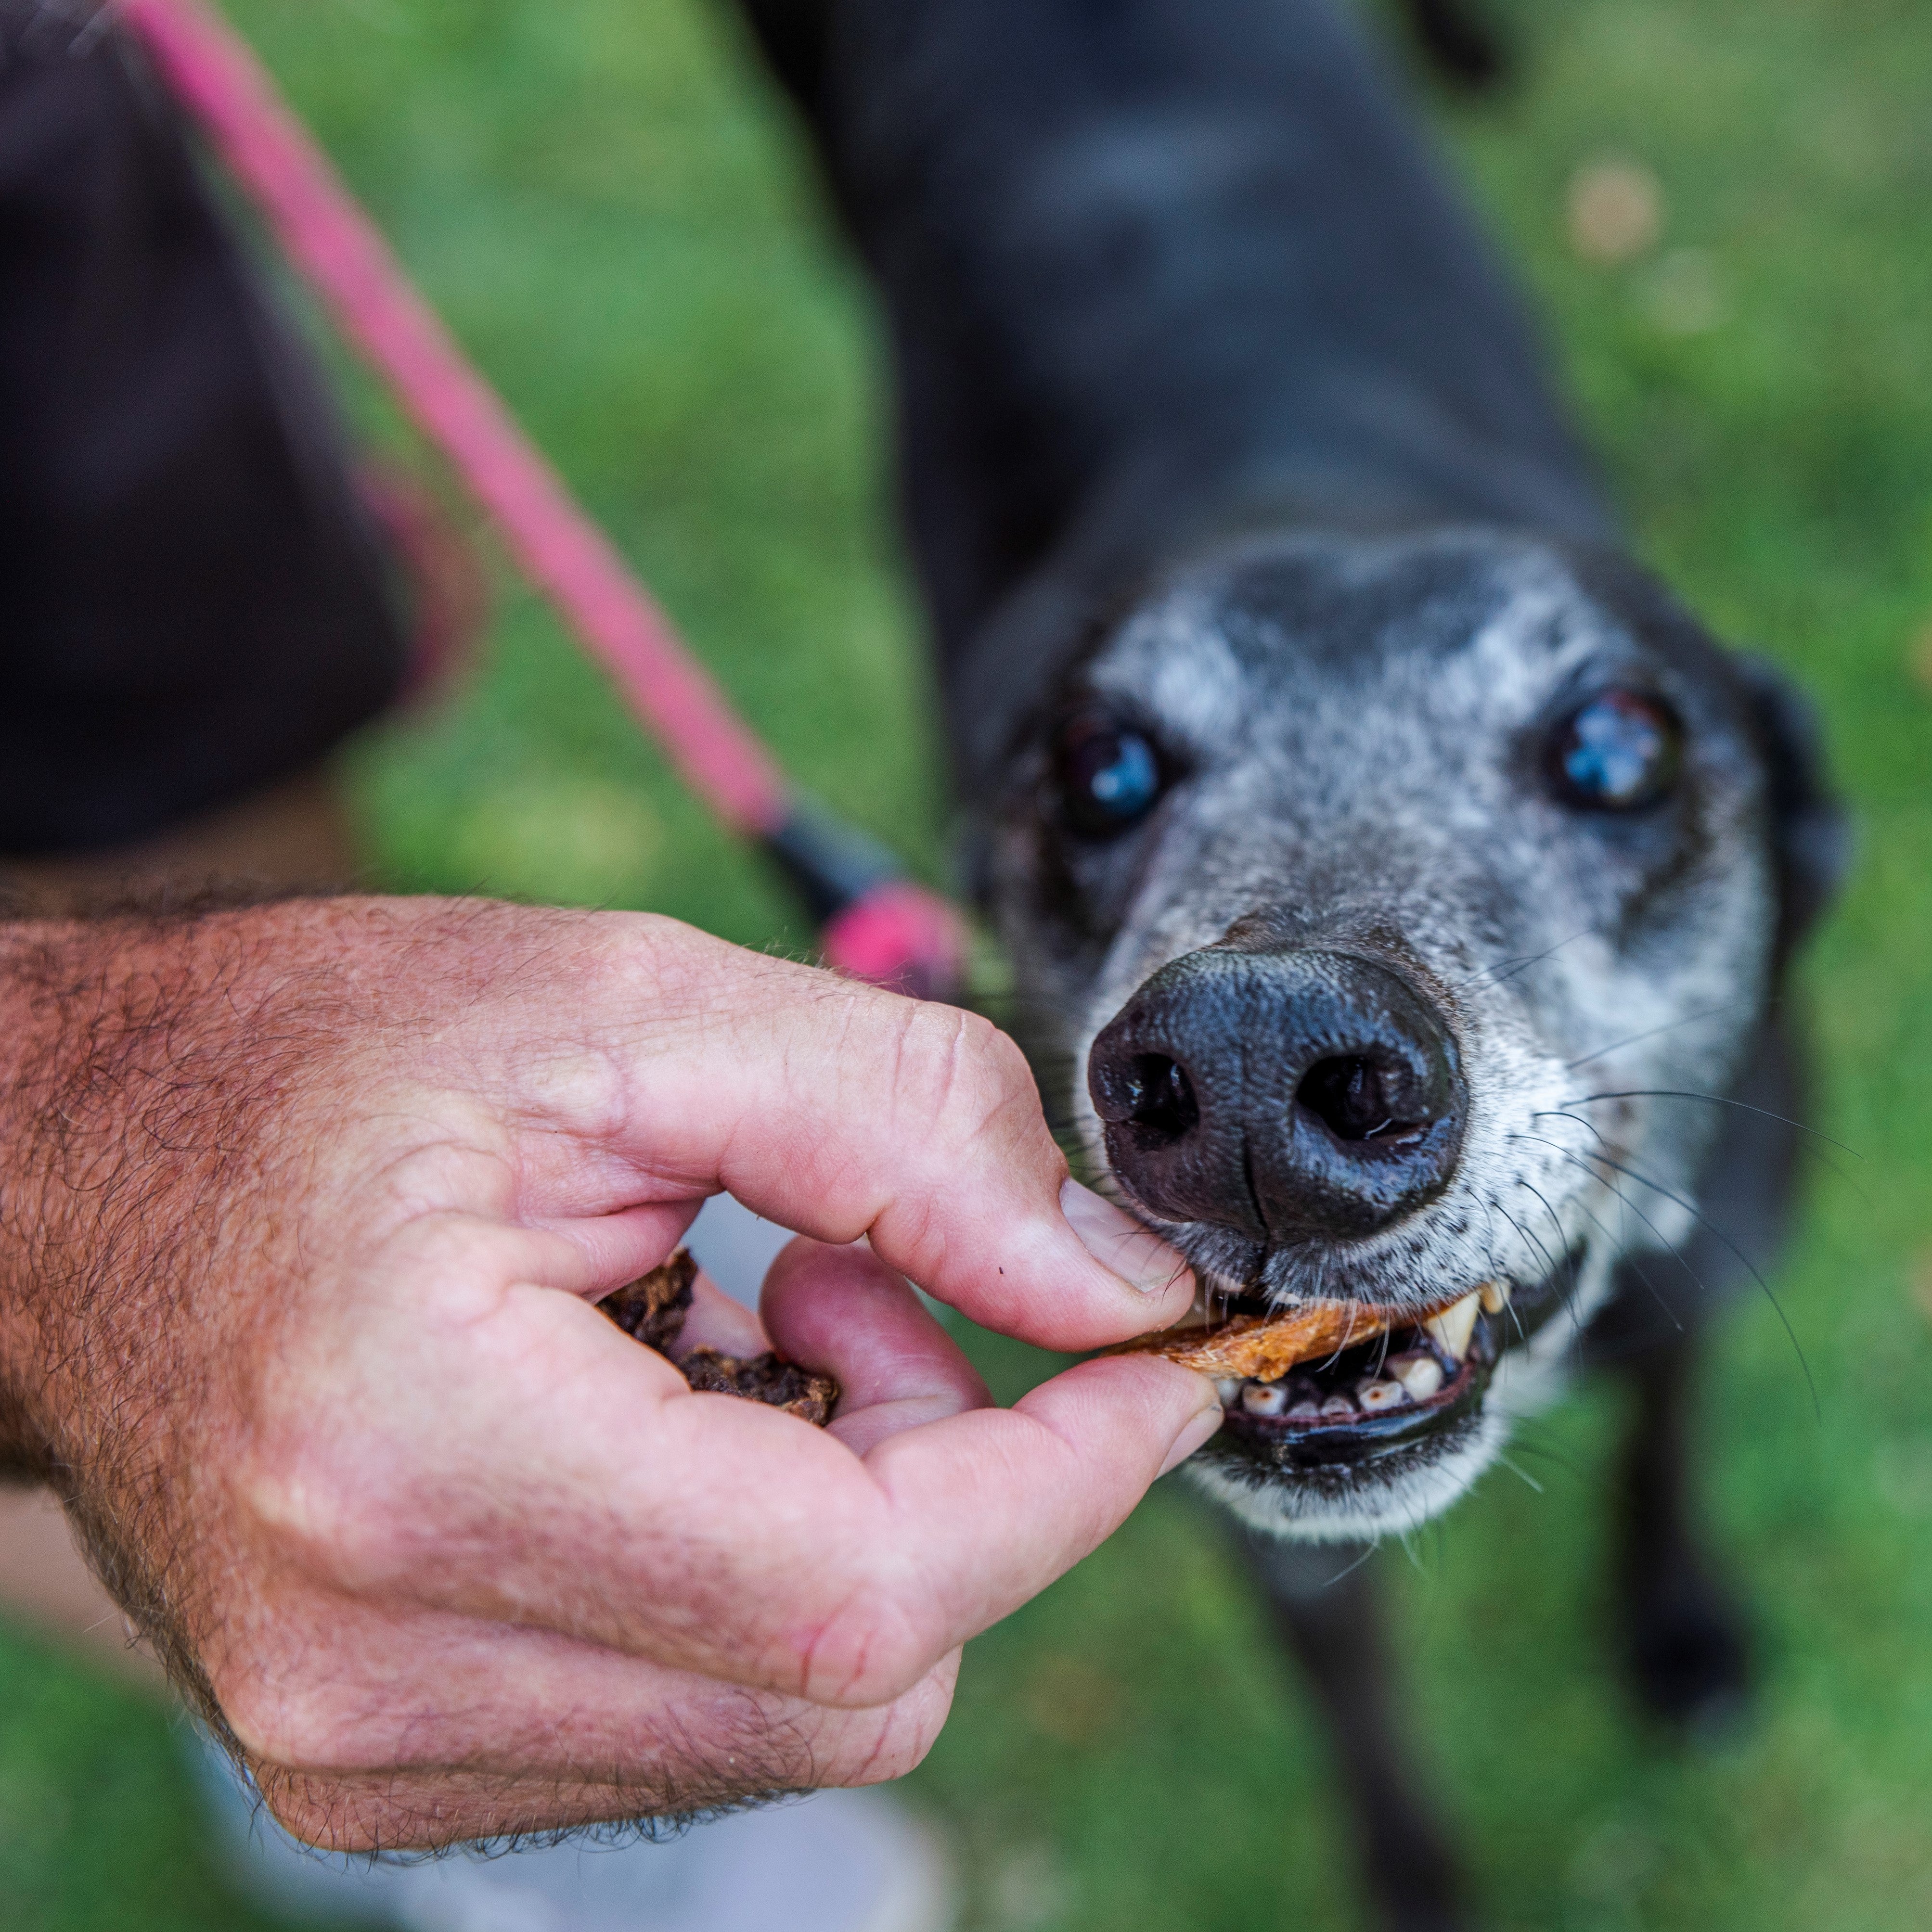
top-left (985, 530), bottom-right (1813, 1540)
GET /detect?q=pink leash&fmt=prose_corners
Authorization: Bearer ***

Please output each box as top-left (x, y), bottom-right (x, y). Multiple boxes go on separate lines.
top-left (121, 0), bottom-right (965, 1001)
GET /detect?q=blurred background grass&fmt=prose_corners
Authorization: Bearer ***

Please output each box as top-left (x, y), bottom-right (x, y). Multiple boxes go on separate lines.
top-left (3, 0), bottom-right (1930, 1925)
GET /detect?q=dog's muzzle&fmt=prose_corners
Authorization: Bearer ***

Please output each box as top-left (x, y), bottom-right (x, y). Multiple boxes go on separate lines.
top-left (1085, 934), bottom-right (1544, 1490)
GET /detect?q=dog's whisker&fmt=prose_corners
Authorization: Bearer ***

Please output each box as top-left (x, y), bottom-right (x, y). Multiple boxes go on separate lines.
top-left (1518, 1177), bottom-right (1574, 1274)
top-left (1537, 1145), bottom-right (1710, 1356)
top-left (1574, 1146), bottom-right (1820, 1420)
top-left (1513, 1183), bottom-right (1591, 1367)
top-left (1494, 1424), bottom-right (1586, 1482)
top-left (1534, 1164), bottom-right (1682, 1334)
top-left (1452, 930), bottom-right (1589, 994)
top-left (1530, 1136), bottom-right (1819, 1422)
top-left (1565, 1088), bottom-right (1861, 1160)
top-left (1563, 1087), bottom-right (1872, 1204)
top-left (1513, 1128), bottom-right (1692, 1282)
top-left (1317, 1541), bottom-right (1381, 1592)
top-left (1493, 1451), bottom-right (1545, 1496)
top-left (1494, 1194), bottom-right (1560, 1288)
top-left (1562, 1002), bottom-right (1743, 1071)
top-left (1530, 1107), bottom-right (1612, 1150)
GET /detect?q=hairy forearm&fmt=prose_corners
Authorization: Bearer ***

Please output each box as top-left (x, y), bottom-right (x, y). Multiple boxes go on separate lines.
top-left (4, 916), bottom-right (272, 1452)
top-left (0, 908), bottom-right (368, 1705)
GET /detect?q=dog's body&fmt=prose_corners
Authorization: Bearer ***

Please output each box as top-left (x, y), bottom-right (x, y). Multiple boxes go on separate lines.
top-left (738, 1), bottom-right (1839, 1922)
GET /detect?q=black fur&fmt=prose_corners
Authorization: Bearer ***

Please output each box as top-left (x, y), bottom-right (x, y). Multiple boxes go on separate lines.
top-left (730, 2), bottom-right (1840, 1924)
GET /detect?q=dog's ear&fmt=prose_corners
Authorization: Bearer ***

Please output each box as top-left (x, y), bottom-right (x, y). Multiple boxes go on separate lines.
top-left (1733, 653), bottom-right (1851, 965)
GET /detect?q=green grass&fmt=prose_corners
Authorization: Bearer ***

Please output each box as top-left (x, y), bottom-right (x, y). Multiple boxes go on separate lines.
top-left (4, 0), bottom-right (1930, 1925)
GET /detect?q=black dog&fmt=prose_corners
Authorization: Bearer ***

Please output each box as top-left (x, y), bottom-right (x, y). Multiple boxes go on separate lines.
top-left (735, 1), bottom-right (1842, 1924)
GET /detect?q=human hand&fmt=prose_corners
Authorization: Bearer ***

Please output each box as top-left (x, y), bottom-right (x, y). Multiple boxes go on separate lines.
top-left (0, 901), bottom-right (1216, 1849)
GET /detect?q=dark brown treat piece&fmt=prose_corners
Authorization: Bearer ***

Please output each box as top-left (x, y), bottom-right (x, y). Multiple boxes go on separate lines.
top-left (679, 1348), bottom-right (840, 1428)
top-left (598, 1249), bottom-right (696, 1354)
top-left (596, 1249), bottom-right (840, 1426)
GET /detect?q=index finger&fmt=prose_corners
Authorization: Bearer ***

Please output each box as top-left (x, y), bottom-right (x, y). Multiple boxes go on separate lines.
top-left (542, 919), bottom-right (1196, 1351)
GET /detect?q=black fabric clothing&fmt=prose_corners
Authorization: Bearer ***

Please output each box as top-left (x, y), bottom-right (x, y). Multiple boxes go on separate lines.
top-left (0, 2), bottom-right (406, 856)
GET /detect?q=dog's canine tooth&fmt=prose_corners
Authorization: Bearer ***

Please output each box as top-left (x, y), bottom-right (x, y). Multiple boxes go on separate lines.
top-left (1388, 1352), bottom-right (1445, 1401)
top-left (1357, 1377), bottom-right (1409, 1413)
top-left (1425, 1291), bottom-right (1481, 1361)
top-left (1216, 1377), bottom-right (1244, 1407)
top-left (1242, 1381), bottom-right (1290, 1417)
top-left (1478, 1279), bottom-right (1512, 1315)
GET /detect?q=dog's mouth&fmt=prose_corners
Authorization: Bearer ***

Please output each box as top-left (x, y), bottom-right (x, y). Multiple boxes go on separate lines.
top-left (1121, 1249), bottom-right (1580, 1475)
top-left (1212, 1282), bottom-right (1502, 1468)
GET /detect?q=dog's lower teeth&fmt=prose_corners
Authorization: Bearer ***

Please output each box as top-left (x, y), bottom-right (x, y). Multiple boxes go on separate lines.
top-left (1388, 1352), bottom-right (1445, 1401)
top-left (1478, 1279), bottom-right (1512, 1315)
top-left (1216, 1300), bottom-right (1482, 1428)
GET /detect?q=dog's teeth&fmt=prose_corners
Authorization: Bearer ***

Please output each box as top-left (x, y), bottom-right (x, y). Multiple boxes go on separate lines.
top-left (1425, 1292), bottom-right (1480, 1362)
top-left (1478, 1279), bottom-right (1512, 1315)
top-left (1388, 1352), bottom-right (1445, 1401)
top-left (1356, 1377), bottom-right (1409, 1413)
top-left (1287, 1399), bottom-right (1321, 1421)
top-left (1215, 1378), bottom-right (1243, 1408)
top-left (1319, 1393), bottom-right (1357, 1420)
top-left (1242, 1382), bottom-right (1289, 1417)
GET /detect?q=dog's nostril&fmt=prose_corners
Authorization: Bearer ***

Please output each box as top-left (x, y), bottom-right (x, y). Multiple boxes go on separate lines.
top-left (1123, 1052), bottom-right (1198, 1143)
top-left (1296, 1055), bottom-right (1424, 1144)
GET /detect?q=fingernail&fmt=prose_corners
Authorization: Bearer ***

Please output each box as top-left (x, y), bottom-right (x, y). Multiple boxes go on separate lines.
top-left (1159, 1403), bottom-right (1223, 1476)
top-left (1059, 1179), bottom-right (1194, 1297)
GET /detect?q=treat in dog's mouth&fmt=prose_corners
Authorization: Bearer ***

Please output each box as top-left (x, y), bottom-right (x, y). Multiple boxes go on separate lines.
top-left (1116, 1254), bottom-right (1577, 1471)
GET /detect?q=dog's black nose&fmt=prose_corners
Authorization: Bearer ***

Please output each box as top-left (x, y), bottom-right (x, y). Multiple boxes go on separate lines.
top-left (1087, 945), bottom-right (1465, 1243)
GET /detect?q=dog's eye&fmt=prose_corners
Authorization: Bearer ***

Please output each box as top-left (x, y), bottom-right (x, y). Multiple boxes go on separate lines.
top-left (1549, 690), bottom-right (1682, 810)
top-left (1056, 714), bottom-right (1165, 835)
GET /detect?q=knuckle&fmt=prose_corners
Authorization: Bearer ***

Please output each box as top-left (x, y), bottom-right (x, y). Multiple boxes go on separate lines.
top-left (895, 1004), bottom-right (1034, 1147)
top-left (796, 1585), bottom-right (933, 1707)
top-left (585, 909), bottom-right (678, 987)
top-left (592, 908), bottom-right (735, 1010)
top-left (236, 1441), bottom-right (408, 1597)
top-left (218, 1671), bottom-right (362, 1777)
